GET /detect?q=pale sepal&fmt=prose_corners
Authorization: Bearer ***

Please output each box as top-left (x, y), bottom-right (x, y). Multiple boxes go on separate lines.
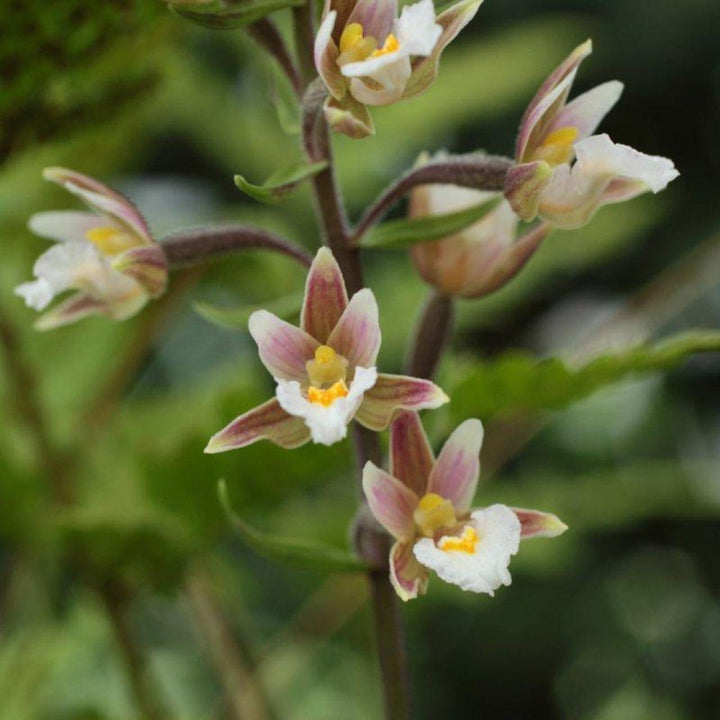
top-left (504, 160), bottom-right (553, 222)
top-left (404, 0), bottom-right (483, 98)
top-left (326, 288), bottom-right (381, 368)
top-left (324, 94), bottom-right (375, 139)
top-left (355, 373), bottom-right (449, 431)
top-left (513, 508), bottom-right (568, 539)
top-left (33, 292), bottom-right (108, 331)
top-left (204, 397), bottom-right (311, 453)
top-left (390, 540), bottom-right (428, 601)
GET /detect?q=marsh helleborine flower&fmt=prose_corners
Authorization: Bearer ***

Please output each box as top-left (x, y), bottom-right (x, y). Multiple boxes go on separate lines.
top-left (363, 412), bottom-right (566, 599)
top-left (409, 182), bottom-right (550, 299)
top-left (505, 40), bottom-right (679, 229)
top-left (15, 168), bottom-right (167, 330)
top-left (315, 0), bottom-right (482, 138)
top-left (205, 248), bottom-right (448, 451)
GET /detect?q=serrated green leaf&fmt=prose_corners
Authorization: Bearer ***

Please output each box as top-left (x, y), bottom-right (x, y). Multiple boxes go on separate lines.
top-left (360, 196), bottom-right (501, 249)
top-left (194, 291), bottom-right (302, 330)
top-left (451, 331), bottom-right (720, 419)
top-left (218, 481), bottom-right (366, 572)
top-left (172, 0), bottom-right (304, 29)
top-left (234, 161), bottom-right (328, 204)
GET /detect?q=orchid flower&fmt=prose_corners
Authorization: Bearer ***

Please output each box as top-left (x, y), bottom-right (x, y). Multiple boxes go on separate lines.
top-left (409, 183), bottom-right (550, 298)
top-left (315, 0), bottom-right (482, 138)
top-left (363, 412), bottom-right (566, 600)
top-left (14, 167), bottom-right (167, 330)
top-left (205, 248), bottom-right (448, 451)
top-left (505, 40), bottom-right (679, 229)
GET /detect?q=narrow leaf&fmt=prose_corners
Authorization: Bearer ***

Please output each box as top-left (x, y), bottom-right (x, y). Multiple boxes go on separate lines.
top-left (194, 291), bottom-right (302, 330)
top-left (171, 0), bottom-right (304, 29)
top-left (218, 481), bottom-right (366, 572)
top-left (234, 162), bottom-right (328, 204)
top-left (360, 196), bottom-right (501, 249)
top-left (451, 331), bottom-right (720, 419)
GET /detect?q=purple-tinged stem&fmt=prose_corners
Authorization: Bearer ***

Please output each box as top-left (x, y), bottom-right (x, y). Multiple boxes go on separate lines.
top-left (248, 19), bottom-right (303, 98)
top-left (406, 291), bottom-right (455, 380)
top-left (352, 154), bottom-right (513, 244)
top-left (161, 225), bottom-right (312, 269)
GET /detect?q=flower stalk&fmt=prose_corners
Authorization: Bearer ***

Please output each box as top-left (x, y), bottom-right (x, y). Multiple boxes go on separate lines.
top-left (406, 291), bottom-right (454, 380)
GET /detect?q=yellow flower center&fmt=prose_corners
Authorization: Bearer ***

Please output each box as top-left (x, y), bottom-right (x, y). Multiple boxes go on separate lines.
top-left (305, 346), bottom-right (350, 406)
top-left (307, 380), bottom-right (350, 407)
top-left (413, 493), bottom-right (456, 537)
top-left (86, 226), bottom-right (140, 256)
top-left (337, 23), bottom-right (400, 65)
top-left (438, 525), bottom-right (478, 554)
top-left (530, 126), bottom-right (580, 167)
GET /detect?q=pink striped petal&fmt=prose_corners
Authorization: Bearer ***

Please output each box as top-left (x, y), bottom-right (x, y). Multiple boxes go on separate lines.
top-left (28, 211), bottom-right (104, 244)
top-left (362, 461), bottom-right (418, 542)
top-left (389, 411), bottom-right (434, 497)
top-left (516, 39), bottom-right (592, 162)
top-left (112, 245), bottom-right (168, 298)
top-left (326, 288), bottom-right (380, 368)
top-left (549, 80), bottom-right (623, 142)
top-left (427, 419), bottom-right (483, 513)
top-left (43, 167), bottom-right (152, 244)
top-left (248, 310), bottom-right (319, 381)
top-left (205, 398), bottom-right (311, 453)
top-left (355, 373), bottom-right (448, 431)
top-left (347, 0), bottom-right (397, 44)
top-left (34, 292), bottom-right (106, 331)
top-left (301, 247), bottom-right (349, 343)
top-left (504, 160), bottom-right (553, 222)
top-left (512, 507), bottom-right (568, 539)
top-left (389, 540), bottom-right (428, 601)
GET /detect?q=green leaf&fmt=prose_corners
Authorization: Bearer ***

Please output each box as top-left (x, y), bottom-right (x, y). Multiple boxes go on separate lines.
top-left (450, 331), bottom-right (720, 419)
top-left (194, 291), bottom-right (302, 330)
top-left (234, 161), bottom-right (328, 204)
top-left (360, 196), bottom-right (501, 249)
top-left (171, 0), bottom-right (305, 29)
top-left (218, 481), bottom-right (366, 572)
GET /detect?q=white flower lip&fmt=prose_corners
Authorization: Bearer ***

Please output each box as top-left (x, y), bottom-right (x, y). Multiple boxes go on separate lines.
top-left (275, 365), bottom-right (378, 446)
top-left (413, 504), bottom-right (521, 595)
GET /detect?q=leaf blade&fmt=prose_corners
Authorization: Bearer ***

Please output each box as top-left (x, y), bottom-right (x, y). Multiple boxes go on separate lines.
top-left (234, 161), bottom-right (328, 204)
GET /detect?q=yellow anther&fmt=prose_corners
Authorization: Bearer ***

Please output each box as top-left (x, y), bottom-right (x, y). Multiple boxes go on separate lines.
top-left (86, 226), bottom-right (139, 255)
top-left (370, 33), bottom-right (400, 58)
top-left (531, 126), bottom-right (580, 167)
top-left (337, 24), bottom-right (378, 65)
top-left (413, 493), bottom-right (456, 537)
top-left (306, 345), bottom-right (348, 387)
top-left (340, 23), bottom-right (365, 53)
top-left (439, 525), bottom-right (478, 554)
top-left (315, 345), bottom-right (337, 365)
top-left (307, 380), bottom-right (349, 407)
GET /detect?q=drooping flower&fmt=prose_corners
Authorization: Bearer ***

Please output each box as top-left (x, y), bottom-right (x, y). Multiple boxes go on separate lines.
top-left (15, 167), bottom-right (167, 330)
top-left (363, 412), bottom-right (566, 599)
top-left (205, 248), bottom-right (448, 451)
top-left (409, 182), bottom-right (550, 298)
top-left (505, 40), bottom-right (679, 229)
top-left (315, 0), bottom-right (482, 138)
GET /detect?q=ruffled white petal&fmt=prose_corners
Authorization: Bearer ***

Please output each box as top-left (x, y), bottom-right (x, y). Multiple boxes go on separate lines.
top-left (395, 0), bottom-right (442, 56)
top-left (539, 133), bottom-right (679, 228)
top-left (413, 504), bottom-right (521, 595)
top-left (275, 366), bottom-right (378, 446)
top-left (15, 239), bottom-right (142, 313)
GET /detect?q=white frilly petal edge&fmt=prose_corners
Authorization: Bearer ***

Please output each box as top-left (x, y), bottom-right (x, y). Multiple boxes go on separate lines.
top-left (413, 504), bottom-right (521, 596)
top-left (274, 366), bottom-right (378, 446)
top-left (395, 0), bottom-right (442, 56)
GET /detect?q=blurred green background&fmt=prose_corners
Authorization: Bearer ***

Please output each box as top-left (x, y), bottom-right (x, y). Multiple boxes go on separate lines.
top-left (1, 0), bottom-right (720, 718)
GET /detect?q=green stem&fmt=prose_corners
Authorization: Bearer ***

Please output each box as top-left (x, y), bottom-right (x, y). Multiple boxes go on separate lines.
top-left (292, 0), bottom-right (317, 88)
